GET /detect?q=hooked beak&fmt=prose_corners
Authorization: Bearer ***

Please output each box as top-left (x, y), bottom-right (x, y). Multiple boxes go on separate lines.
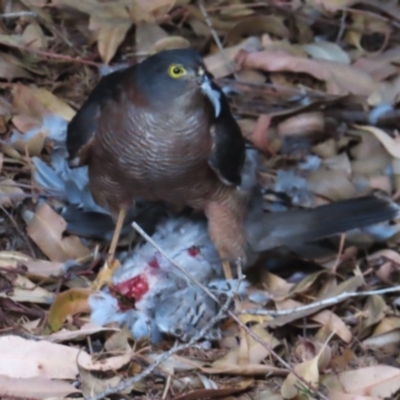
top-left (197, 66), bottom-right (221, 118)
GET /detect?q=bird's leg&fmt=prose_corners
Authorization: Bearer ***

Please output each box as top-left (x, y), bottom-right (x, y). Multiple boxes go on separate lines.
top-left (92, 207), bottom-right (127, 289)
top-left (204, 190), bottom-right (247, 281)
top-left (107, 207), bottom-right (127, 263)
top-left (222, 260), bottom-right (233, 280)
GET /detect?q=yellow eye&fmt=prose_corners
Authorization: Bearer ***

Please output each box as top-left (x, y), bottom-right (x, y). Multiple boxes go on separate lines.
top-left (168, 64), bottom-right (186, 79)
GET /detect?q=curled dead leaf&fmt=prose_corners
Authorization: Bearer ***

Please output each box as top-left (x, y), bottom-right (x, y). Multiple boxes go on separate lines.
top-left (0, 178), bottom-right (24, 207)
top-left (240, 49), bottom-right (380, 96)
top-left (26, 202), bottom-right (91, 263)
top-left (324, 365), bottom-right (400, 397)
top-left (277, 112), bottom-right (325, 137)
top-left (0, 52), bottom-right (32, 81)
top-left (46, 288), bottom-right (93, 333)
top-left (354, 124), bottom-right (400, 159)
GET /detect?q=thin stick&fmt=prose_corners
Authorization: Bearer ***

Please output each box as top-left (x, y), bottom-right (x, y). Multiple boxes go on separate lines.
top-left (238, 285), bottom-right (400, 316)
top-left (197, 0), bottom-right (237, 77)
top-left (0, 11), bottom-right (36, 18)
top-left (108, 208), bottom-right (127, 261)
top-left (332, 232), bottom-right (346, 274)
top-left (1, 40), bottom-right (100, 66)
top-left (0, 205), bottom-right (36, 258)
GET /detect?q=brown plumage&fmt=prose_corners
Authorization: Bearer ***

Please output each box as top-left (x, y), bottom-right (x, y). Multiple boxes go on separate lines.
top-left (67, 48), bottom-right (246, 278)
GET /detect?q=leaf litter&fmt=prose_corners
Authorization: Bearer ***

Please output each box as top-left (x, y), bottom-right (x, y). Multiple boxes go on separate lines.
top-left (1, 0), bottom-right (400, 399)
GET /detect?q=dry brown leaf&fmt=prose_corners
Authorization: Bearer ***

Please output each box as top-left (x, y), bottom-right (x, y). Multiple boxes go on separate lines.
top-left (358, 295), bottom-right (387, 339)
top-left (171, 379), bottom-right (254, 400)
top-left (12, 114), bottom-right (41, 133)
top-left (78, 350), bottom-right (144, 398)
top-left (373, 317), bottom-right (400, 336)
top-left (351, 153), bottom-right (391, 178)
top-left (0, 375), bottom-right (80, 399)
top-left (240, 50), bottom-right (379, 96)
top-left (318, 276), bottom-right (365, 301)
top-left (353, 57), bottom-right (398, 82)
top-left (224, 15), bottom-right (290, 46)
top-left (135, 21), bottom-right (168, 55)
top-left (0, 52), bottom-right (32, 81)
top-left (375, 260), bottom-right (400, 285)
top-left (296, 339), bottom-right (332, 370)
top-left (324, 365), bottom-right (400, 397)
top-left (79, 350), bottom-right (133, 372)
top-left (0, 274), bottom-right (54, 304)
top-left (0, 178), bottom-right (24, 207)
top-left (95, 20), bottom-right (132, 64)
top-left (262, 36), bottom-right (308, 58)
top-left (248, 114), bottom-right (273, 154)
top-left (281, 353), bottom-right (320, 399)
top-left (302, 41), bottom-right (351, 64)
top-left (104, 328), bottom-right (132, 352)
top-left (201, 363), bottom-right (285, 376)
top-left (12, 84), bottom-right (75, 121)
top-left (21, 23), bottom-right (47, 49)
top-left (328, 391), bottom-right (377, 400)
top-left (212, 324), bottom-right (281, 372)
top-left (277, 111), bottom-right (325, 137)
top-left (43, 323), bottom-right (120, 343)
top-left (312, 310), bottom-right (352, 343)
top-left (362, 329), bottom-right (400, 355)
top-left (368, 248), bottom-right (400, 265)
top-left (376, 74), bottom-right (400, 105)
top-left (53, 0), bottom-right (176, 63)
top-left (29, 87), bottom-right (76, 121)
top-left (354, 124), bottom-right (400, 159)
top-left (0, 251), bottom-right (64, 278)
top-left (288, 270), bottom-right (328, 296)
top-left (307, 0), bottom-right (363, 12)
top-left (0, 335), bottom-right (136, 385)
top-left (26, 202), bottom-right (91, 262)
top-left (0, 33), bottom-right (25, 47)
top-left (354, 47), bottom-right (400, 82)
top-left (323, 153), bottom-right (352, 174)
top-left (46, 288), bottom-right (93, 332)
top-left (263, 271), bottom-right (294, 298)
top-left (307, 169), bottom-right (358, 201)
top-left (151, 36), bottom-right (191, 54)
top-left (204, 37), bottom-right (261, 78)
top-left (0, 335), bottom-right (90, 379)
top-left (79, 369), bottom-right (131, 398)
top-left (10, 127), bottom-right (47, 157)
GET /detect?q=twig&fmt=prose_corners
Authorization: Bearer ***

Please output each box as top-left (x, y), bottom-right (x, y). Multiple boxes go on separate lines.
top-left (336, 10), bottom-right (347, 44)
top-left (0, 11), bottom-right (36, 18)
top-left (1, 40), bottom-right (100, 67)
top-left (238, 285), bottom-right (400, 316)
top-left (196, 0), bottom-right (236, 78)
top-left (132, 222), bottom-right (329, 400)
top-left (332, 233), bottom-right (346, 274)
top-left (0, 204), bottom-right (36, 258)
top-left (88, 284), bottom-right (234, 400)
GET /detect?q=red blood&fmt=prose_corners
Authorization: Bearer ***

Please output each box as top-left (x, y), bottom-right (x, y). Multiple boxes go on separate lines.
top-left (148, 257), bottom-right (160, 269)
top-left (187, 246), bottom-right (200, 257)
top-left (114, 274), bottom-right (149, 301)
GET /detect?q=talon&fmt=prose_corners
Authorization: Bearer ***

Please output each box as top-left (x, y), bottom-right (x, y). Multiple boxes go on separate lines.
top-left (91, 258), bottom-right (121, 290)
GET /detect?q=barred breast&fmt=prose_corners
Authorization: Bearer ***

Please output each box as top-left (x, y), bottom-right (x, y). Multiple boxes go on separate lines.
top-left (87, 87), bottom-right (224, 215)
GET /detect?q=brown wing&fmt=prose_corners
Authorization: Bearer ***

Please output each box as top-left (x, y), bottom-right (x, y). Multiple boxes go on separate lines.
top-left (66, 67), bottom-right (131, 163)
